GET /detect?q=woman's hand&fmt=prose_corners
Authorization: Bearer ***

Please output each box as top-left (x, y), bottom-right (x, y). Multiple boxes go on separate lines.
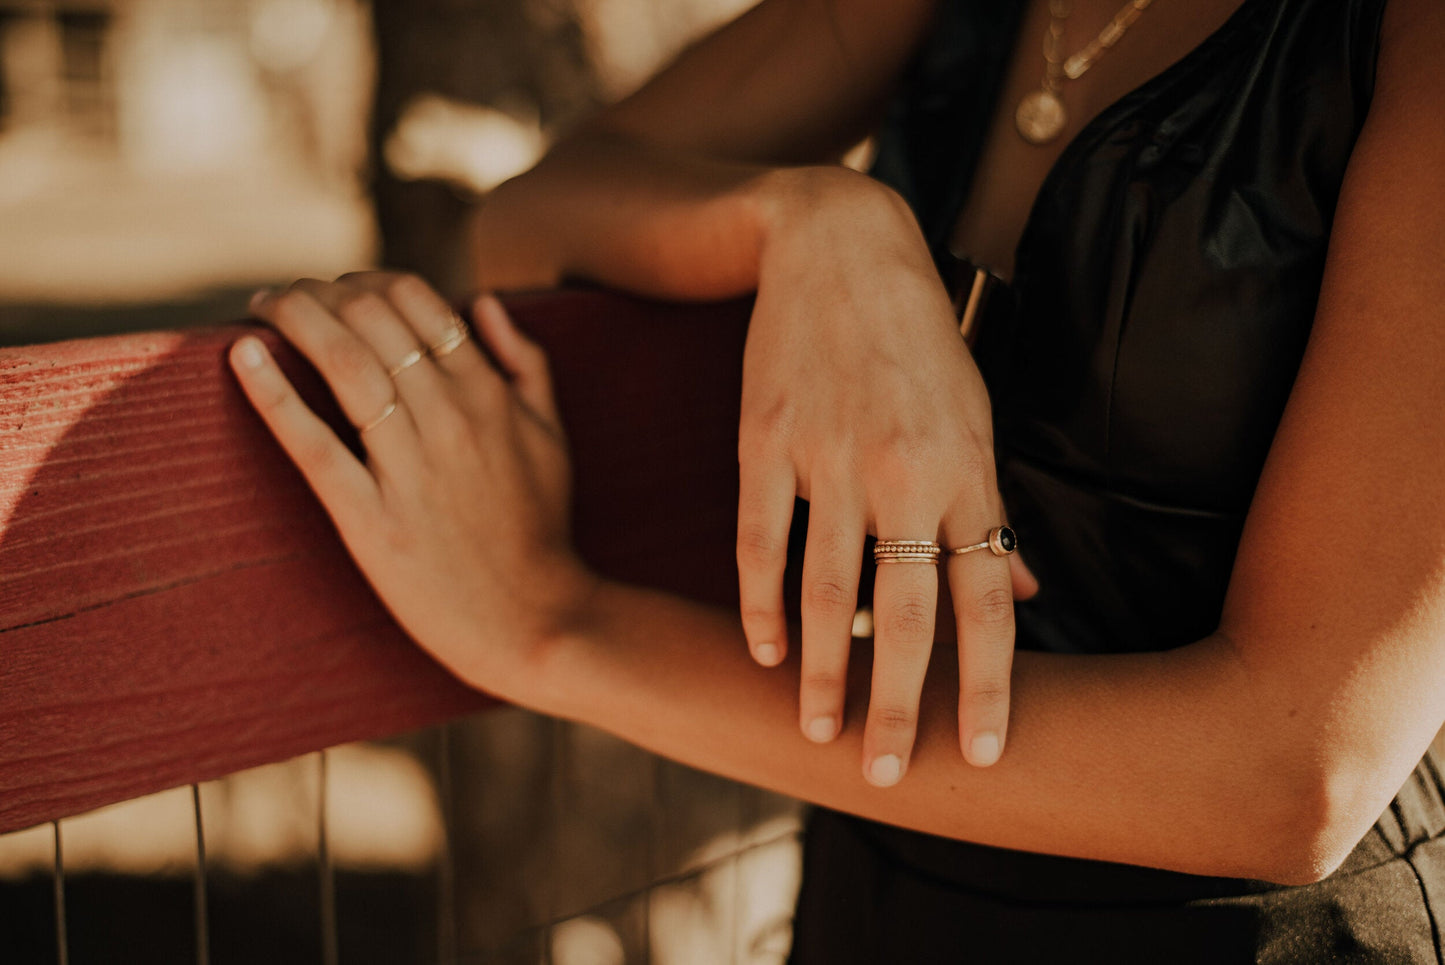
top-left (740, 167), bottom-right (1035, 786)
top-left (229, 273), bottom-right (595, 695)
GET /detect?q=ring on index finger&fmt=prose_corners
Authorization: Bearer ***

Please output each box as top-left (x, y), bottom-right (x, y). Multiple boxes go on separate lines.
top-left (948, 525), bottom-right (1018, 558)
top-left (873, 539), bottom-right (942, 564)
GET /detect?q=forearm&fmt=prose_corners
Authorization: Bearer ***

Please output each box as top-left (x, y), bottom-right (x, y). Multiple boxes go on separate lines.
top-left (468, 135), bottom-right (921, 301)
top-left (507, 579), bottom-right (1327, 885)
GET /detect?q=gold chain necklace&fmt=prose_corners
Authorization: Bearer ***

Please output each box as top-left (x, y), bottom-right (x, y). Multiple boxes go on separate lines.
top-left (1015, 0), bottom-right (1157, 145)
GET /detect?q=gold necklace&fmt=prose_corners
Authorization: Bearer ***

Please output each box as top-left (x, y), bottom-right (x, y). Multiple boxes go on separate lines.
top-left (1015, 0), bottom-right (1157, 145)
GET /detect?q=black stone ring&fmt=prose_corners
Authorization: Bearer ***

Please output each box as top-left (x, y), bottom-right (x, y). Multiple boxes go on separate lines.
top-left (948, 525), bottom-right (1018, 558)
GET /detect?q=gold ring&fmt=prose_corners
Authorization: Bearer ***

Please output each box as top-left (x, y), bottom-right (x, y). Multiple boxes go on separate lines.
top-left (357, 400), bottom-right (397, 434)
top-left (948, 525), bottom-right (1018, 558)
top-left (387, 348), bottom-right (424, 378)
top-left (873, 539), bottom-right (942, 565)
top-left (428, 323), bottom-right (469, 358)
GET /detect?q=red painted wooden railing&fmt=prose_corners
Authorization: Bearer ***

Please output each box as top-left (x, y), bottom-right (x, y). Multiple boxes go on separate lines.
top-left (0, 290), bottom-right (751, 835)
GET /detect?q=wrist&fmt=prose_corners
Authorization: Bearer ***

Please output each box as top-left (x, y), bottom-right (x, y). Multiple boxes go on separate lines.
top-left (751, 165), bottom-right (930, 267)
top-left (492, 557), bottom-right (609, 715)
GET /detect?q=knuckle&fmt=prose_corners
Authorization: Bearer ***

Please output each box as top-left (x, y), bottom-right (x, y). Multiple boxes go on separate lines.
top-left (872, 453), bottom-right (929, 504)
top-left (803, 575), bottom-right (855, 615)
top-left (737, 526), bottom-right (784, 571)
top-left (296, 433), bottom-right (337, 475)
top-left (326, 336), bottom-right (376, 383)
top-left (285, 277), bottom-right (324, 295)
top-left (741, 399), bottom-right (796, 450)
top-left (259, 379), bottom-right (293, 414)
top-left (338, 290), bottom-right (387, 322)
top-left (967, 584), bottom-right (1016, 628)
top-left (962, 678), bottom-right (1011, 713)
top-left (878, 592), bottom-right (933, 639)
top-left (385, 272), bottom-right (431, 304)
top-left (869, 704), bottom-right (917, 734)
top-left (801, 670), bottom-right (845, 697)
top-left (272, 289), bottom-right (312, 322)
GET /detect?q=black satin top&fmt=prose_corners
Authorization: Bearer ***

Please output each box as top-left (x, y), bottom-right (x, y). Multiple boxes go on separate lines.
top-left (884, 0), bottom-right (1387, 657)
top-left (791, 1), bottom-right (1445, 961)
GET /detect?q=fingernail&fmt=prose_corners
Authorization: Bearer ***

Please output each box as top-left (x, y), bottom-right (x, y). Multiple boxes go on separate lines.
top-left (805, 716), bottom-right (838, 743)
top-left (970, 732), bottom-right (1001, 767)
top-left (236, 337), bottom-right (266, 370)
top-left (755, 643), bottom-right (780, 666)
top-left (867, 754), bottom-right (903, 787)
top-left (248, 288), bottom-right (271, 313)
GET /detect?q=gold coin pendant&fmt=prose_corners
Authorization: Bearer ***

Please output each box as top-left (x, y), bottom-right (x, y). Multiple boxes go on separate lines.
top-left (1015, 90), bottom-right (1067, 145)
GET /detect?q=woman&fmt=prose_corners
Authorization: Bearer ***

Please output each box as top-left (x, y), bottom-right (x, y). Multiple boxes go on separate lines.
top-left (230, 0), bottom-right (1445, 959)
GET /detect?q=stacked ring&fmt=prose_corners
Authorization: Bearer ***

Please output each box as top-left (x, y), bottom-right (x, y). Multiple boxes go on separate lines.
top-left (873, 539), bottom-right (943, 565)
top-left (948, 525), bottom-right (1018, 558)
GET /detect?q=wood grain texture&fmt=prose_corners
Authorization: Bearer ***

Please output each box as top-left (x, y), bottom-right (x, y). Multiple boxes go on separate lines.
top-left (0, 289), bottom-right (750, 835)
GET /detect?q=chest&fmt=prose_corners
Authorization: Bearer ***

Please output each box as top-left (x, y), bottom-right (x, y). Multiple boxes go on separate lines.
top-left (948, 0), bottom-right (1247, 280)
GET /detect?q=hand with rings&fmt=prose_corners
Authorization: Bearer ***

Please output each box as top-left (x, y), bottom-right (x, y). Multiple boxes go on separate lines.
top-left (229, 273), bottom-right (595, 693)
top-left (737, 168), bottom-right (1038, 787)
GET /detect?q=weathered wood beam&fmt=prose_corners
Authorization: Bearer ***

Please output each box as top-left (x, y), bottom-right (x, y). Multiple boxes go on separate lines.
top-left (0, 290), bottom-right (749, 834)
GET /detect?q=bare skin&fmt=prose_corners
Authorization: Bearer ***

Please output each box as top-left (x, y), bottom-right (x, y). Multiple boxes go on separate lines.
top-left (949, 0), bottom-right (1247, 277)
top-left (231, 0), bottom-right (1445, 885)
top-left (465, 0), bottom-right (1253, 782)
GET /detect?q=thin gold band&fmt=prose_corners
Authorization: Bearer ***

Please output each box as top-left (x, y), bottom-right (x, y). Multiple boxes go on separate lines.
top-left (358, 400), bottom-right (397, 434)
top-left (428, 325), bottom-right (469, 358)
top-left (386, 349), bottom-right (424, 378)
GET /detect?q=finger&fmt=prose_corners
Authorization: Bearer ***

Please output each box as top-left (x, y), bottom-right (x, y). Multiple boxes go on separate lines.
top-left (1010, 550), bottom-right (1040, 600)
top-left (285, 280), bottom-right (448, 414)
top-left (864, 518), bottom-right (941, 787)
top-left (229, 336), bottom-right (379, 531)
top-left (248, 288), bottom-right (419, 460)
top-left (336, 271), bottom-right (487, 375)
top-left (472, 293), bottom-right (560, 424)
top-left (944, 523), bottom-right (1016, 768)
top-left (797, 491), bottom-right (865, 743)
top-left (737, 455), bottom-right (795, 667)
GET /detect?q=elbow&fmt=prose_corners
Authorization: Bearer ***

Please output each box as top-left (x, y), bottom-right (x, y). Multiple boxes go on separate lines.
top-left (1247, 756), bottom-right (1392, 887)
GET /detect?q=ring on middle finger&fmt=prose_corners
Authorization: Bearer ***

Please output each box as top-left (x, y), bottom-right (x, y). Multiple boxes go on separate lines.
top-left (427, 321), bottom-right (469, 358)
top-left (947, 525), bottom-right (1018, 558)
top-left (387, 348), bottom-right (425, 378)
top-left (873, 539), bottom-right (942, 565)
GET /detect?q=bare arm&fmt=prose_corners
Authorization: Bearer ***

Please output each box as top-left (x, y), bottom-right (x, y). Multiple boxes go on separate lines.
top-left (467, 0), bottom-right (1445, 884)
top-left (232, 0), bottom-right (1444, 887)
top-left (465, 0), bottom-right (939, 296)
top-left (471, 0), bottom-right (1032, 781)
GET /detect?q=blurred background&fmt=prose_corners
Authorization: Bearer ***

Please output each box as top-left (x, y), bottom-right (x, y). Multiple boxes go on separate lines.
top-left (0, 0), bottom-right (750, 343)
top-left (0, 2), bottom-right (811, 963)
